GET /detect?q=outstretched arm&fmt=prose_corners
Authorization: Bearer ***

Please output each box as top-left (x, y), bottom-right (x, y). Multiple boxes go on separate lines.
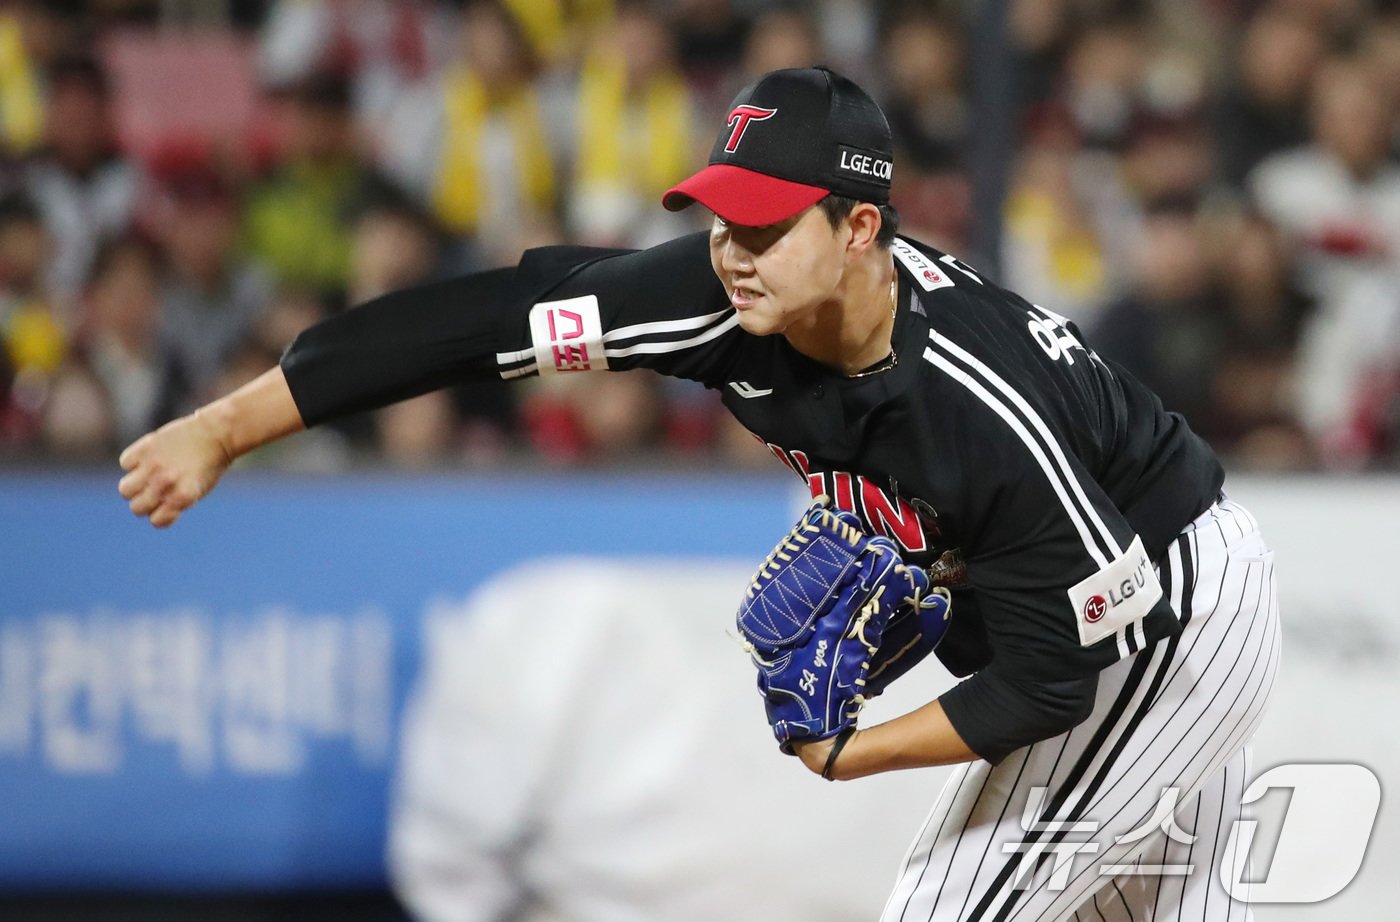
top-left (118, 366), bottom-right (304, 527)
top-left (117, 233), bottom-right (731, 527)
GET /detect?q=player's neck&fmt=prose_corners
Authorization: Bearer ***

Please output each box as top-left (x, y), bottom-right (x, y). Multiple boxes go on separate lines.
top-left (785, 252), bottom-right (897, 377)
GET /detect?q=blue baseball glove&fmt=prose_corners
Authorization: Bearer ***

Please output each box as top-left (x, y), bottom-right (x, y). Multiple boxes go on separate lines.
top-left (736, 496), bottom-right (952, 754)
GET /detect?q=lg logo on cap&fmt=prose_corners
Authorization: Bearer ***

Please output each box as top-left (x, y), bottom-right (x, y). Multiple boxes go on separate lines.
top-left (724, 105), bottom-right (777, 153)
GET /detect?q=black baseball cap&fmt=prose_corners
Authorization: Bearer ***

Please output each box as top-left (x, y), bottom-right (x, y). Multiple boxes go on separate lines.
top-left (662, 66), bottom-right (894, 226)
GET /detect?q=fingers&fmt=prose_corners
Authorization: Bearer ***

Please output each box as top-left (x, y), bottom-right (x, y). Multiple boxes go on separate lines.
top-left (118, 438), bottom-right (148, 499)
top-left (128, 475), bottom-right (199, 522)
top-left (118, 430), bottom-right (183, 523)
top-left (117, 468), bottom-right (146, 500)
top-left (118, 433), bottom-right (148, 471)
top-left (149, 502), bottom-right (183, 529)
top-left (135, 487), bottom-right (191, 527)
top-left (128, 479), bottom-right (167, 517)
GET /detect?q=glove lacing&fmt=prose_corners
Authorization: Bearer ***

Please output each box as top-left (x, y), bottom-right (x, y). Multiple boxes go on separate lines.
top-left (844, 585), bottom-right (888, 712)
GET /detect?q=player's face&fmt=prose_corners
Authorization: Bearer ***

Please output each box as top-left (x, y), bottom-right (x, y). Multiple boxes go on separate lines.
top-left (708, 205), bottom-right (848, 336)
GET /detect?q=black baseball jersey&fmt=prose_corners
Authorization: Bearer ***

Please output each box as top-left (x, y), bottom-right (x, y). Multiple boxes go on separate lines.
top-left (282, 231), bottom-right (1224, 762)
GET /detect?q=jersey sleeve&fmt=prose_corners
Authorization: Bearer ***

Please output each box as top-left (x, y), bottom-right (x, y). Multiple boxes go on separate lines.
top-left (926, 328), bottom-right (1180, 761)
top-left (954, 419), bottom-right (1173, 676)
top-left (496, 231), bottom-right (738, 382)
top-left (281, 232), bottom-right (738, 426)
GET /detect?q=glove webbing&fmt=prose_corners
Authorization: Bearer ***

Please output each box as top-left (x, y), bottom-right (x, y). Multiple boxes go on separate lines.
top-left (745, 508), bottom-right (864, 599)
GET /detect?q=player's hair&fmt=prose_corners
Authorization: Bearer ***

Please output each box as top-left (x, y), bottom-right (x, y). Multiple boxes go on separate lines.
top-left (818, 195), bottom-right (900, 248)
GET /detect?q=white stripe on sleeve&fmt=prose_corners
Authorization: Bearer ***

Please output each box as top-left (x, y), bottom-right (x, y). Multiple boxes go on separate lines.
top-left (603, 312), bottom-right (740, 358)
top-left (923, 344), bottom-right (1111, 568)
top-left (500, 362), bottom-right (537, 380)
top-left (930, 331), bottom-right (1122, 557)
top-left (603, 308), bottom-right (734, 344)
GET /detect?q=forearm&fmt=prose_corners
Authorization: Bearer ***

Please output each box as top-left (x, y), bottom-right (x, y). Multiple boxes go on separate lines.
top-left (196, 365), bottom-right (305, 460)
top-left (799, 700), bottom-right (978, 780)
top-left (799, 670), bottom-right (1099, 779)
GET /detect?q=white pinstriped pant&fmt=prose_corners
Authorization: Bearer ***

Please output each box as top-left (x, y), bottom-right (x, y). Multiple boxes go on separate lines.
top-left (883, 497), bottom-right (1281, 922)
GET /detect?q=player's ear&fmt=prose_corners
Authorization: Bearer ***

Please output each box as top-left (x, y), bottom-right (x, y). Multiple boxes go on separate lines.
top-left (844, 202), bottom-right (882, 257)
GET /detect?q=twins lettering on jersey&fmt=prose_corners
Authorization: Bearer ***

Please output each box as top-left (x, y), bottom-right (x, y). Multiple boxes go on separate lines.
top-left (765, 442), bottom-right (933, 554)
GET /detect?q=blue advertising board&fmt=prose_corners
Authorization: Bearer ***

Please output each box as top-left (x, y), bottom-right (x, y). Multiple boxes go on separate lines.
top-left (0, 470), bottom-right (796, 889)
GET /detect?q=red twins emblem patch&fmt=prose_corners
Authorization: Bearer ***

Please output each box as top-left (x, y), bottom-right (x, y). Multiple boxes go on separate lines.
top-left (1084, 595), bottom-right (1108, 623)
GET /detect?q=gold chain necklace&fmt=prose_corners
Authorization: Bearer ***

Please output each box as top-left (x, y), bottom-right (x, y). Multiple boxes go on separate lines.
top-left (843, 275), bottom-right (899, 379)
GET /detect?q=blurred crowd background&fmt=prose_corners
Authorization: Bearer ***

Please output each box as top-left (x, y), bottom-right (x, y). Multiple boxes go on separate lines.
top-left (4, 0), bottom-right (1400, 472)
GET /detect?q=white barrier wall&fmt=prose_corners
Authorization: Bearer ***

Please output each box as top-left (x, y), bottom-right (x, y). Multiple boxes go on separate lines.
top-left (390, 477), bottom-right (1396, 922)
top-left (1223, 478), bottom-right (1399, 922)
top-left (389, 559), bottom-right (962, 922)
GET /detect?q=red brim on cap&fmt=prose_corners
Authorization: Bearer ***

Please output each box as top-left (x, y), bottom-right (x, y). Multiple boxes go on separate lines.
top-left (662, 164), bottom-right (829, 226)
